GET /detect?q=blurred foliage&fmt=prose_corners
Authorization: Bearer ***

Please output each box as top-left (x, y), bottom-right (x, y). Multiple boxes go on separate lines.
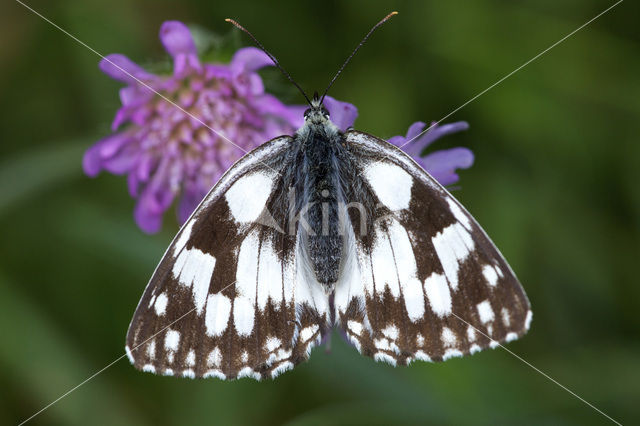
top-left (1, 0), bottom-right (639, 425)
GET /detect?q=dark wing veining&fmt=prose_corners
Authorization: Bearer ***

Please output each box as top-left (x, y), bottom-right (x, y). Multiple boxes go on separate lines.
top-left (334, 130), bottom-right (531, 366)
top-left (126, 136), bottom-right (329, 380)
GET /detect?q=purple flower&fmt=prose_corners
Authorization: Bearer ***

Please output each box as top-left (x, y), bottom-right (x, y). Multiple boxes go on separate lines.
top-left (84, 21), bottom-right (306, 233)
top-left (323, 96), bottom-right (358, 131)
top-left (388, 121), bottom-right (473, 186)
top-left (84, 21), bottom-right (474, 233)
top-left (325, 105), bottom-right (473, 186)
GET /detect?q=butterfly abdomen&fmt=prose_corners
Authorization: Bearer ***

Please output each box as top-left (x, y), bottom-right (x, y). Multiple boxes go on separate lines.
top-left (298, 125), bottom-right (346, 287)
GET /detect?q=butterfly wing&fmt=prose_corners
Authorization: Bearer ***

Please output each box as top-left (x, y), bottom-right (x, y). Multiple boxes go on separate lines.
top-left (126, 136), bottom-right (328, 380)
top-left (334, 130), bottom-right (531, 365)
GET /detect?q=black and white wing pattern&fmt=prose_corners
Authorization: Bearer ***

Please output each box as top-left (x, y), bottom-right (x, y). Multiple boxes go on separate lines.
top-left (126, 136), bottom-right (328, 380)
top-left (334, 130), bottom-right (532, 366)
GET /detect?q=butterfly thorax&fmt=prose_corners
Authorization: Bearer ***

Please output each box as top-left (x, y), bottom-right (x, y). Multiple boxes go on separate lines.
top-left (294, 106), bottom-right (346, 289)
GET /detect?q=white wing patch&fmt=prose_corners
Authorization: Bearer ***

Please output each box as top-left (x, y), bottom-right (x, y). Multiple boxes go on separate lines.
top-left (477, 300), bottom-right (495, 323)
top-left (172, 248), bottom-right (216, 314)
top-left (257, 238), bottom-right (283, 311)
top-left (432, 223), bottom-right (475, 290)
top-left (371, 223), bottom-right (401, 298)
top-left (233, 297), bottom-right (255, 336)
top-left (441, 327), bottom-right (457, 346)
top-left (225, 172), bottom-right (275, 223)
top-left (154, 292), bottom-right (168, 316)
top-left (205, 293), bottom-right (231, 337)
top-left (347, 321), bottom-right (363, 336)
top-left (525, 310), bottom-right (533, 330)
top-left (164, 329), bottom-right (180, 363)
top-left (386, 219), bottom-right (425, 322)
top-left (270, 362), bottom-right (294, 378)
top-left (207, 347), bottom-right (222, 367)
top-left (381, 324), bottom-right (399, 340)
top-left (147, 340), bottom-right (156, 359)
top-left (264, 336), bottom-right (281, 352)
top-left (363, 162), bottom-right (413, 211)
top-left (173, 219), bottom-right (195, 255)
top-left (424, 272), bottom-right (452, 317)
top-left (186, 350), bottom-right (196, 367)
top-left (234, 230), bottom-right (260, 336)
top-left (446, 197), bottom-right (472, 231)
top-left (482, 264), bottom-right (499, 287)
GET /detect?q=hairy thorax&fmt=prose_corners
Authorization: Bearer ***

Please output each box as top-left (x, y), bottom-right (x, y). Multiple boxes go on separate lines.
top-left (296, 118), bottom-right (346, 287)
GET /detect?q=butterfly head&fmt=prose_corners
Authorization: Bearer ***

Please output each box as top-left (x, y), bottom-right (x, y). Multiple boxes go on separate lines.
top-left (303, 92), bottom-right (330, 125)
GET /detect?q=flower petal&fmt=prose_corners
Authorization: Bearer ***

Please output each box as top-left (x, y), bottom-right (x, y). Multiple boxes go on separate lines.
top-left (159, 21), bottom-right (201, 75)
top-left (82, 145), bottom-right (103, 177)
top-left (159, 21), bottom-right (198, 58)
top-left (82, 133), bottom-right (132, 177)
top-left (102, 149), bottom-right (138, 175)
top-left (389, 120), bottom-right (469, 157)
top-left (99, 54), bottom-right (154, 84)
top-left (120, 86), bottom-right (152, 107)
top-left (134, 163), bottom-right (176, 233)
top-left (387, 135), bottom-right (405, 146)
top-left (177, 184), bottom-right (204, 224)
top-left (324, 96), bottom-right (358, 131)
top-left (253, 94), bottom-right (306, 129)
top-left (419, 147), bottom-right (474, 186)
top-left (231, 47), bottom-right (274, 74)
top-left (127, 172), bottom-right (140, 197)
top-left (404, 121), bottom-right (428, 142)
top-left (98, 133), bottom-right (132, 158)
top-left (419, 121), bottom-right (470, 149)
top-left (134, 200), bottom-right (164, 234)
top-left (173, 53), bottom-right (202, 75)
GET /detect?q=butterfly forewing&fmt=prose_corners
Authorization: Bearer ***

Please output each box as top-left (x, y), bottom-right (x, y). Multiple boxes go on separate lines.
top-left (334, 130), bottom-right (531, 365)
top-left (126, 123), bottom-right (531, 380)
top-left (126, 136), bottom-right (327, 380)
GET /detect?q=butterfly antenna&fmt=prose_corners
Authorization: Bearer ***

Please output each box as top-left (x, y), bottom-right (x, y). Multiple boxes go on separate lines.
top-left (320, 11), bottom-right (398, 104)
top-left (225, 18), bottom-right (312, 107)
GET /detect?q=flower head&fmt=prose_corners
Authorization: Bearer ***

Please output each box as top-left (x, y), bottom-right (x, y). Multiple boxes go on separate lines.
top-left (83, 21), bottom-right (306, 233)
top-left (388, 121), bottom-right (473, 186)
top-left (84, 21), bottom-right (474, 233)
top-left (324, 107), bottom-right (473, 186)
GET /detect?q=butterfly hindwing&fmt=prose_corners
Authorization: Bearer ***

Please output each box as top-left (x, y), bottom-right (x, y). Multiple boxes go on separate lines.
top-left (335, 130), bottom-right (531, 365)
top-left (127, 125), bottom-right (531, 378)
top-left (126, 136), bottom-right (328, 380)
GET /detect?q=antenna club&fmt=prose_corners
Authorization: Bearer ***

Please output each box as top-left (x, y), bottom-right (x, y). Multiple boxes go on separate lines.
top-left (226, 18), bottom-right (249, 34)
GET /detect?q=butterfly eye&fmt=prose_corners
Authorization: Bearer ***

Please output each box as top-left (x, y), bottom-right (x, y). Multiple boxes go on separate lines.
top-left (321, 107), bottom-right (329, 118)
top-left (304, 108), bottom-right (312, 118)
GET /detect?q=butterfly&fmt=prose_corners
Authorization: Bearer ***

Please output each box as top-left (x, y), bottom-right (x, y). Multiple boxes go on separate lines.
top-left (125, 12), bottom-right (531, 380)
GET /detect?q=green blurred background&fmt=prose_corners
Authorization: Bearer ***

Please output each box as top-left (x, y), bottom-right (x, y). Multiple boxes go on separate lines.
top-left (1, 0), bottom-right (639, 424)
